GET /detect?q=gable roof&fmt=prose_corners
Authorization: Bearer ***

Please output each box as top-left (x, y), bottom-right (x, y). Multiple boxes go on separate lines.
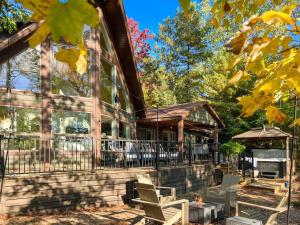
top-left (232, 127), bottom-right (292, 140)
top-left (142, 102), bottom-right (225, 128)
top-left (0, 0), bottom-right (145, 118)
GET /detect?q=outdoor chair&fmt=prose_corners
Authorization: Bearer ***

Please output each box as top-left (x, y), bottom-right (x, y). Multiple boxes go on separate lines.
top-left (141, 143), bottom-right (155, 160)
top-left (133, 182), bottom-right (189, 225)
top-left (226, 192), bottom-right (288, 225)
top-left (203, 174), bottom-right (241, 215)
top-left (137, 174), bottom-right (176, 203)
top-left (159, 144), bottom-right (178, 164)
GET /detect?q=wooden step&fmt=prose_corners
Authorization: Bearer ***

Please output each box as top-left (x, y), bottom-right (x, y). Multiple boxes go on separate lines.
top-left (246, 182), bottom-right (281, 194)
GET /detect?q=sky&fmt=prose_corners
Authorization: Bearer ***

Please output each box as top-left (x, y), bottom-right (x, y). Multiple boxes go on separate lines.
top-left (123, 0), bottom-right (180, 35)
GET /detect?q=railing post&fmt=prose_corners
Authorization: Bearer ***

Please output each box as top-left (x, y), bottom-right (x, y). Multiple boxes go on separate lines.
top-left (156, 140), bottom-right (159, 170)
top-left (251, 151), bottom-right (254, 179)
top-left (242, 152), bottom-right (245, 180)
top-left (188, 142), bottom-right (192, 166)
top-left (91, 138), bottom-right (96, 172)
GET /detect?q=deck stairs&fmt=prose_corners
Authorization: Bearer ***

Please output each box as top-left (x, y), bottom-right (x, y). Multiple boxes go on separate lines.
top-left (245, 178), bottom-right (290, 194)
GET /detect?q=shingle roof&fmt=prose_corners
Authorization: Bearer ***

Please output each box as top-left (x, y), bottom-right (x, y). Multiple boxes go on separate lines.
top-left (144, 102), bottom-right (225, 128)
top-left (232, 127), bottom-right (292, 140)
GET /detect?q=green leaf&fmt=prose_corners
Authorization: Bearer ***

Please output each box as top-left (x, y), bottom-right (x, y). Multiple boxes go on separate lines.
top-left (179, 0), bottom-right (190, 14)
top-left (47, 0), bottom-right (98, 44)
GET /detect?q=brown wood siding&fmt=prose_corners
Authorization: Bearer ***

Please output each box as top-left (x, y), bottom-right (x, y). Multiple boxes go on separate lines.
top-left (0, 165), bottom-right (215, 215)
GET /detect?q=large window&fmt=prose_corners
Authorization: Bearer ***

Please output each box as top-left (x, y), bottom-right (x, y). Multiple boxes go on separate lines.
top-left (100, 25), bottom-right (112, 53)
top-left (117, 77), bottom-right (131, 112)
top-left (51, 43), bottom-right (92, 97)
top-left (119, 121), bottom-right (130, 139)
top-left (0, 106), bottom-right (40, 133)
top-left (0, 47), bottom-right (40, 92)
top-left (101, 115), bottom-right (114, 138)
top-left (52, 111), bottom-right (91, 135)
top-left (100, 60), bottom-right (113, 104)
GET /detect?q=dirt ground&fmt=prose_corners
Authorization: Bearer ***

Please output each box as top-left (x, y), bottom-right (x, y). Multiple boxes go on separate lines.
top-left (1, 179), bottom-right (300, 225)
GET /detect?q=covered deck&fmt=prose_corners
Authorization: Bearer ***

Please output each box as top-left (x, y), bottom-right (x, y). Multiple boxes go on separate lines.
top-left (137, 102), bottom-right (225, 163)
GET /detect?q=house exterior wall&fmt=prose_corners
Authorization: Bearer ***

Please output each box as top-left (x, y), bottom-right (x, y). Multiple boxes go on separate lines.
top-left (0, 6), bottom-right (137, 146)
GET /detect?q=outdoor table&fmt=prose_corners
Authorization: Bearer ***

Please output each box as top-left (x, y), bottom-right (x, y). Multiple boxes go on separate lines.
top-left (189, 201), bottom-right (225, 224)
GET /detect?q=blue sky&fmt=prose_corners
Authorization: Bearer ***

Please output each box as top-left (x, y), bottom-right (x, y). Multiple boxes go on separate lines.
top-left (123, 0), bottom-right (180, 35)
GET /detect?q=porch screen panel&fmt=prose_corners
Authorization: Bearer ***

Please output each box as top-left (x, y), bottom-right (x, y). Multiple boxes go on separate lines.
top-left (0, 47), bottom-right (40, 92)
top-left (100, 60), bottom-right (113, 104)
top-left (51, 43), bottom-right (92, 97)
top-left (52, 111), bottom-right (91, 135)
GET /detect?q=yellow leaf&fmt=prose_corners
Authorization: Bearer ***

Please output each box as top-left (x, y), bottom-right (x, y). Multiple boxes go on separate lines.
top-left (238, 96), bottom-right (259, 117)
top-left (247, 15), bottom-right (261, 26)
top-left (258, 79), bottom-right (281, 94)
top-left (245, 60), bottom-right (266, 77)
top-left (281, 4), bottom-right (296, 14)
top-left (179, 0), bottom-right (190, 14)
top-left (211, 18), bottom-right (220, 29)
top-left (290, 118), bottom-right (300, 127)
top-left (226, 32), bottom-right (247, 55)
top-left (48, 0), bottom-right (99, 45)
top-left (55, 47), bottom-right (87, 74)
top-left (229, 70), bottom-right (243, 85)
top-left (28, 23), bottom-right (50, 47)
top-left (287, 72), bottom-right (300, 93)
top-left (266, 106), bottom-right (286, 124)
top-left (241, 71), bottom-right (250, 81)
top-left (227, 55), bottom-right (241, 70)
top-left (262, 10), bottom-right (295, 25)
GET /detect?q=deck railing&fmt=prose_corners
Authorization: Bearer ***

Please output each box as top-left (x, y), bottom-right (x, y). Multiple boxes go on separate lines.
top-left (0, 136), bottom-right (218, 175)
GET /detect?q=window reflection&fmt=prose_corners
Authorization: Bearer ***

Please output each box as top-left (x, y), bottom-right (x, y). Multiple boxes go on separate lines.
top-left (0, 106), bottom-right (40, 133)
top-left (52, 111), bottom-right (91, 135)
top-left (100, 60), bottom-right (113, 104)
top-left (101, 115), bottom-right (113, 138)
top-left (117, 77), bottom-right (130, 112)
top-left (51, 43), bottom-right (92, 97)
top-left (119, 121), bottom-right (130, 139)
top-left (0, 47), bottom-right (40, 92)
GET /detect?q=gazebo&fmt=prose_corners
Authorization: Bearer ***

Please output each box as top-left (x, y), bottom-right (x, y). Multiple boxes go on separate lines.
top-left (232, 127), bottom-right (293, 179)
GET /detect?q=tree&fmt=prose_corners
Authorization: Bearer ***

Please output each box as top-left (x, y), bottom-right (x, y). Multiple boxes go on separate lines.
top-left (156, 3), bottom-right (211, 76)
top-left (208, 1), bottom-right (300, 126)
top-left (220, 141), bottom-right (246, 174)
top-left (141, 57), bottom-right (177, 107)
top-left (127, 18), bottom-right (153, 70)
top-left (149, 3), bottom-right (212, 103)
top-left (0, 0), bottom-right (30, 33)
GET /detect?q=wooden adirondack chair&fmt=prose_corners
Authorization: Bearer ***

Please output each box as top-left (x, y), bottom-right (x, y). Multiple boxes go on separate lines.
top-left (227, 193), bottom-right (288, 225)
top-left (203, 174), bottom-right (241, 215)
top-left (133, 182), bottom-right (189, 225)
top-left (136, 174), bottom-right (176, 203)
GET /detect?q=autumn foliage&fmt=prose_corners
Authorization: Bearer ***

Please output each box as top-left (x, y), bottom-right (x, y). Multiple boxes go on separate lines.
top-left (127, 18), bottom-right (153, 66)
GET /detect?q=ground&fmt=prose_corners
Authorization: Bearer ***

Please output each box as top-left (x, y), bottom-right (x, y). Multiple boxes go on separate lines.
top-left (1, 179), bottom-right (300, 225)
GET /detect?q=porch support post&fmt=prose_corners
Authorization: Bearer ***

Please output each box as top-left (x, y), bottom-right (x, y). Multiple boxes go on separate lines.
top-left (92, 19), bottom-right (102, 168)
top-left (41, 40), bottom-right (52, 165)
top-left (214, 126), bottom-right (219, 163)
top-left (286, 137), bottom-right (290, 179)
top-left (178, 119), bottom-right (184, 162)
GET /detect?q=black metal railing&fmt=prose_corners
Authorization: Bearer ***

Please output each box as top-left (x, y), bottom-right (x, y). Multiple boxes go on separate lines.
top-left (0, 136), bottom-right (217, 175)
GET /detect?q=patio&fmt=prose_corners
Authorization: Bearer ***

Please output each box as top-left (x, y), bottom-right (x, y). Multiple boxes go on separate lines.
top-left (1, 178), bottom-right (299, 225)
